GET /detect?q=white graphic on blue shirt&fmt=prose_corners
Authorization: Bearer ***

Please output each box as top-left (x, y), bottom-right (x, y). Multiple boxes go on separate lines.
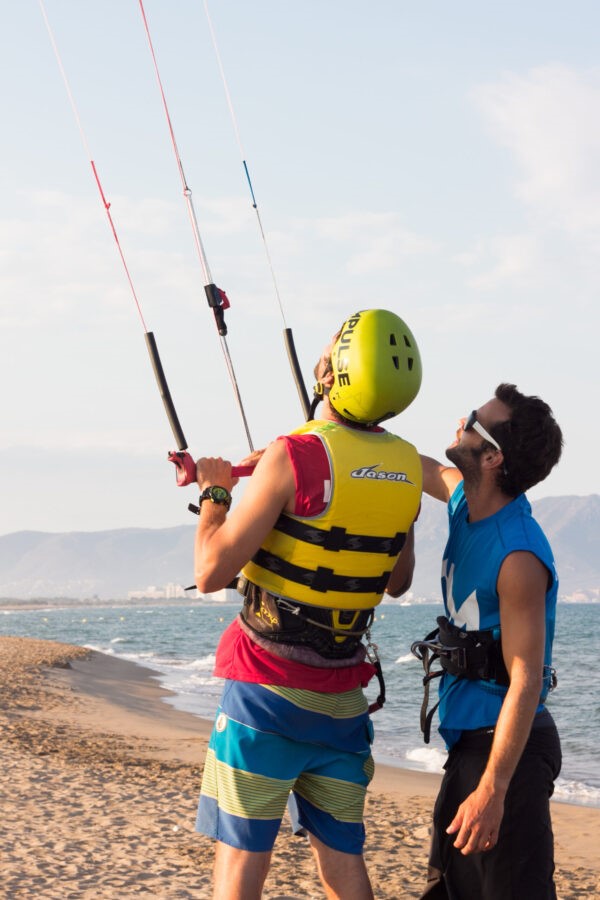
top-left (441, 558), bottom-right (480, 630)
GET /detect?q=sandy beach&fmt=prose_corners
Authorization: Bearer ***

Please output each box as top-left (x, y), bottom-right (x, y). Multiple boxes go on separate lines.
top-left (1, 636), bottom-right (598, 899)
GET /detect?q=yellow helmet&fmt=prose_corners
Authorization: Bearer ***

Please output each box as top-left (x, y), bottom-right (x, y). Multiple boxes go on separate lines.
top-left (327, 309), bottom-right (422, 425)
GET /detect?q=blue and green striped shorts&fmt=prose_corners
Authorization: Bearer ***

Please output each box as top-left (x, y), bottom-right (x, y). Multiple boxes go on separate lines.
top-left (196, 679), bottom-right (375, 853)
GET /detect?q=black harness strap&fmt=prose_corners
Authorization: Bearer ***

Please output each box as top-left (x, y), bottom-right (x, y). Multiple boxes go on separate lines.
top-left (252, 548), bottom-right (391, 595)
top-left (273, 514), bottom-right (406, 557)
top-left (238, 576), bottom-right (378, 658)
top-left (410, 626), bottom-right (443, 743)
top-left (237, 577), bottom-right (386, 710)
top-left (411, 617), bottom-right (511, 744)
top-left (368, 658), bottom-right (387, 714)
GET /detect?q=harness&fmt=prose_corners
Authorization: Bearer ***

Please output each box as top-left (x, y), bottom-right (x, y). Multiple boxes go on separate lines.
top-left (411, 616), bottom-right (509, 744)
top-left (238, 576), bottom-right (386, 712)
top-left (411, 616), bottom-right (558, 743)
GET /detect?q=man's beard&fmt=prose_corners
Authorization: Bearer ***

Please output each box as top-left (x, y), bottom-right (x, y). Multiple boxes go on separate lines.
top-left (446, 443), bottom-right (483, 488)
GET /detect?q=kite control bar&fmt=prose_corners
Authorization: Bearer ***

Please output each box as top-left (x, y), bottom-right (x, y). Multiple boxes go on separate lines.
top-left (144, 333), bottom-right (255, 487)
top-left (168, 450), bottom-right (255, 486)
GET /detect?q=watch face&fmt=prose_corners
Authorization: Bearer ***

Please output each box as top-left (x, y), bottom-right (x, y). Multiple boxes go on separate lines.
top-left (200, 485), bottom-right (231, 509)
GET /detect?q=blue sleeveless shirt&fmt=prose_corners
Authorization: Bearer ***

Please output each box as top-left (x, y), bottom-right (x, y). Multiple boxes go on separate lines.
top-left (437, 481), bottom-right (558, 748)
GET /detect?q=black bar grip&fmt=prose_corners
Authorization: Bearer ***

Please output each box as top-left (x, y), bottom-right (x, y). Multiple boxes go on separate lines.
top-left (284, 327), bottom-right (311, 420)
top-left (144, 331), bottom-right (188, 451)
top-left (204, 283), bottom-right (228, 336)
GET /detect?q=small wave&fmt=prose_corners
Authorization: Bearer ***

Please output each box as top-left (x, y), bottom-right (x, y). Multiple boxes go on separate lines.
top-left (118, 652), bottom-right (217, 671)
top-left (395, 652), bottom-right (417, 665)
top-left (405, 746), bottom-right (446, 773)
top-left (109, 636), bottom-right (127, 644)
top-left (188, 654), bottom-right (217, 670)
top-left (553, 777), bottom-right (600, 808)
top-left (83, 643), bottom-right (115, 655)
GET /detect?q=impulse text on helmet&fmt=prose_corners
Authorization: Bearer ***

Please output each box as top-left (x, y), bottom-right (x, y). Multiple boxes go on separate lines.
top-left (351, 464), bottom-right (414, 484)
top-left (334, 312), bottom-right (361, 386)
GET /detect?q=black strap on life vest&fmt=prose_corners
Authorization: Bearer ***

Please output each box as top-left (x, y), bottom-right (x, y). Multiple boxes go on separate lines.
top-left (411, 616), bottom-right (510, 744)
top-left (251, 548), bottom-right (391, 595)
top-left (272, 514), bottom-right (406, 557)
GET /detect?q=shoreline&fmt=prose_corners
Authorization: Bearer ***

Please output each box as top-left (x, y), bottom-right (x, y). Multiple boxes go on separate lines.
top-left (2, 598), bottom-right (598, 610)
top-left (1, 636), bottom-right (598, 898)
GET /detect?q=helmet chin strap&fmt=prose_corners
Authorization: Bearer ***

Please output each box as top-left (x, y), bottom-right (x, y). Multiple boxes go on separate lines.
top-left (309, 381), bottom-right (330, 421)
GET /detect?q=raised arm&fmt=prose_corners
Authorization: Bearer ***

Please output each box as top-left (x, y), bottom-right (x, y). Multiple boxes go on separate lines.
top-left (420, 454), bottom-right (462, 503)
top-left (194, 439), bottom-right (295, 593)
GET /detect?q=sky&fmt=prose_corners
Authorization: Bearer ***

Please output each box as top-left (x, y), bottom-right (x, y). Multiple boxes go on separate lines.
top-left (1, 0), bottom-right (598, 535)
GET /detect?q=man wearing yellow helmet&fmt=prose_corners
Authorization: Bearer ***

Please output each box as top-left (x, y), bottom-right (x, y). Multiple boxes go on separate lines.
top-left (193, 309), bottom-right (423, 899)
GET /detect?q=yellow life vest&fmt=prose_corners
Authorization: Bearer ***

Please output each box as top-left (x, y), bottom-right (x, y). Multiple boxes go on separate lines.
top-left (242, 419), bottom-right (422, 610)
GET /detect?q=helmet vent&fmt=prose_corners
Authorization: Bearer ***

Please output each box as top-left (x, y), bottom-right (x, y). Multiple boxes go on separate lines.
top-left (408, 358), bottom-right (414, 370)
top-left (403, 335), bottom-right (412, 347)
top-left (392, 356), bottom-right (400, 369)
top-left (389, 333), bottom-right (397, 346)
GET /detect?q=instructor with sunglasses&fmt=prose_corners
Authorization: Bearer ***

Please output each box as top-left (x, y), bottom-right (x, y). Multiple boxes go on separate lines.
top-left (413, 383), bottom-right (563, 900)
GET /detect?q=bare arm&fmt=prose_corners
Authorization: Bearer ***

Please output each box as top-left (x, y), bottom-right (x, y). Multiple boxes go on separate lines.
top-left (420, 455), bottom-right (462, 503)
top-left (194, 440), bottom-right (295, 593)
top-left (447, 551), bottom-right (548, 855)
top-left (386, 524), bottom-right (415, 598)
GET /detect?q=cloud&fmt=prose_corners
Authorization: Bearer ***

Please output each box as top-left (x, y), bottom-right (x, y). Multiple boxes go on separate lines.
top-left (199, 196), bottom-right (254, 236)
top-left (453, 65), bottom-right (600, 297)
top-left (306, 212), bottom-right (438, 275)
top-left (472, 64), bottom-right (600, 235)
top-left (0, 189), bottom-right (249, 328)
top-left (453, 233), bottom-right (540, 291)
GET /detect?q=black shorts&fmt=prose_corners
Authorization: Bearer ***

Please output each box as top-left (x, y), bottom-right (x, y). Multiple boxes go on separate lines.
top-left (422, 709), bottom-right (562, 900)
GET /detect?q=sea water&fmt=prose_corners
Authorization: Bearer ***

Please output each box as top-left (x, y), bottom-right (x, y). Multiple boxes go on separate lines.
top-left (1, 601), bottom-right (598, 808)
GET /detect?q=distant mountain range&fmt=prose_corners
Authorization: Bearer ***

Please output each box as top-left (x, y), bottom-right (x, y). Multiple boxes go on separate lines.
top-left (411, 494), bottom-right (599, 603)
top-left (0, 495), bottom-right (598, 603)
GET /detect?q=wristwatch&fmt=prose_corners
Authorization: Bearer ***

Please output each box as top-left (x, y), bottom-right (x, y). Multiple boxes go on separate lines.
top-left (198, 485), bottom-right (232, 511)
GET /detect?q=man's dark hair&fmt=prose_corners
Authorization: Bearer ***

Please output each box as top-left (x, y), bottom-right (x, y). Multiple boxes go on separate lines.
top-left (489, 383), bottom-right (563, 497)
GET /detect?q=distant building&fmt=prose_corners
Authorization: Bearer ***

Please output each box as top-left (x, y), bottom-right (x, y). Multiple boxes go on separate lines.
top-left (127, 583), bottom-right (198, 601)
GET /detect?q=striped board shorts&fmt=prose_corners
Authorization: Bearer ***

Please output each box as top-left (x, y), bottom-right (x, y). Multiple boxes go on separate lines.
top-left (196, 679), bottom-right (375, 854)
